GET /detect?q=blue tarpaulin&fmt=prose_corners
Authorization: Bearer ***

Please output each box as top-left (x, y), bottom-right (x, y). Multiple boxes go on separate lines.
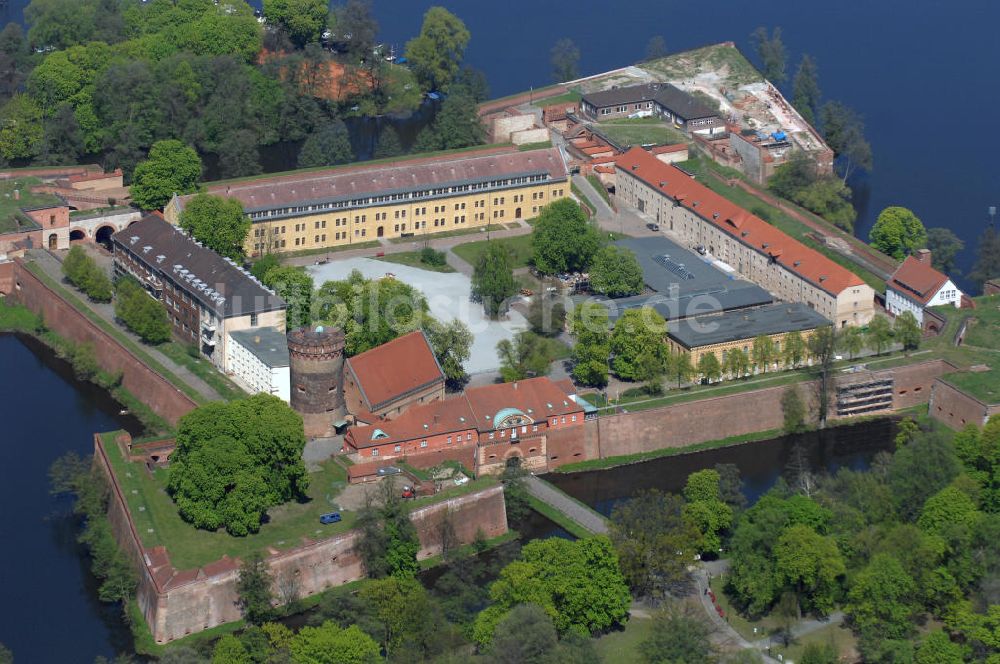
top-left (771, 131), bottom-right (787, 141)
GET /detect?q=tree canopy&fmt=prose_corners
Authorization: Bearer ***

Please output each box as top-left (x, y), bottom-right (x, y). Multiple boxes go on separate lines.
top-left (263, 0), bottom-right (328, 48)
top-left (869, 206), bottom-right (928, 261)
top-left (589, 245), bottom-right (644, 297)
top-left (404, 7), bottom-right (470, 93)
top-left (610, 307), bottom-right (667, 381)
top-left (791, 54), bottom-right (821, 126)
top-left (925, 227), bottom-right (964, 275)
top-left (750, 27), bottom-right (787, 83)
top-left (297, 119), bottom-right (354, 169)
top-left (114, 275), bottom-right (172, 344)
top-left (179, 193), bottom-right (251, 261)
top-left (130, 139), bottom-right (202, 210)
top-left (262, 266), bottom-right (314, 330)
top-left (550, 38), bottom-right (580, 82)
top-left (531, 199), bottom-right (601, 275)
top-left (471, 242), bottom-right (517, 319)
top-left (168, 394), bottom-right (308, 536)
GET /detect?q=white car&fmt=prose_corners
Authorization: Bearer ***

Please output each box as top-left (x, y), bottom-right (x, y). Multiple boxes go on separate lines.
top-left (453, 475), bottom-right (470, 486)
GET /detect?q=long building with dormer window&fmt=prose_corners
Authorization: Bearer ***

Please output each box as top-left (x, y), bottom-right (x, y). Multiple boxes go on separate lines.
top-left (164, 147), bottom-right (570, 257)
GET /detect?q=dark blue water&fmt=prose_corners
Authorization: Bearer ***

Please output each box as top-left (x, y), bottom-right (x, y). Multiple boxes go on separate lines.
top-left (0, 334), bottom-right (140, 663)
top-left (4, 1), bottom-right (996, 288)
top-left (545, 418), bottom-right (897, 516)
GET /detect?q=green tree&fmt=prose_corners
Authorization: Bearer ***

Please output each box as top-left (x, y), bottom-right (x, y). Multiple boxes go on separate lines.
top-left (926, 227), bottom-right (964, 274)
top-left (751, 334), bottom-right (776, 374)
top-left (865, 315), bottom-right (894, 356)
top-left (531, 199), bottom-right (600, 275)
top-left (212, 634), bottom-right (251, 664)
top-left (262, 266), bottom-right (314, 329)
top-left (423, 317), bottom-right (472, 390)
top-left (697, 352), bottom-right (722, 383)
top-left (571, 301), bottom-right (610, 387)
top-left (839, 325), bottom-right (864, 359)
top-left (644, 35), bottom-right (668, 61)
top-left (374, 125), bottom-right (404, 159)
top-left (0, 93), bottom-right (43, 162)
top-left (412, 85), bottom-right (485, 151)
top-left (497, 331), bottom-right (557, 382)
top-left (471, 242), bottom-right (517, 319)
top-left (894, 310), bottom-right (922, 352)
top-left (782, 330), bottom-right (805, 368)
top-left (179, 193), bottom-right (250, 261)
top-left (894, 417), bottom-right (920, 449)
top-left (250, 254), bottom-right (280, 281)
top-left (550, 38), bottom-right (580, 82)
top-left (114, 277), bottom-right (171, 343)
top-left (264, 0), bottom-right (328, 48)
top-left (915, 630), bottom-right (965, 664)
top-left (217, 129), bottom-right (261, 179)
top-left (970, 225), bottom-right (1000, 289)
top-left (484, 603), bottom-right (560, 664)
top-left (130, 139), bottom-right (202, 210)
top-left (609, 490), bottom-right (700, 599)
top-left (888, 429), bottom-right (961, 521)
top-left (791, 54), bottom-right (821, 126)
top-left (670, 351), bottom-right (694, 388)
top-left (869, 206), bottom-right (928, 261)
top-left (609, 307), bottom-right (667, 381)
top-left (725, 347), bottom-right (751, 379)
top-left (820, 100), bottom-right (873, 182)
top-left (168, 394), bottom-right (309, 535)
top-left (917, 485), bottom-right (981, 537)
top-left (236, 552), bottom-right (275, 625)
top-left (774, 524), bottom-right (845, 614)
top-left (683, 469), bottom-right (733, 554)
top-left (782, 386), bottom-right (808, 433)
top-left (474, 536), bottom-right (630, 643)
top-left (589, 245), bottom-right (644, 297)
top-left (63, 245), bottom-right (112, 302)
top-left (24, 0), bottom-right (96, 50)
top-left (329, 0), bottom-right (378, 59)
top-left (526, 294), bottom-right (567, 337)
top-left (846, 553), bottom-right (917, 642)
top-left (358, 575), bottom-right (428, 655)
top-left (750, 26), bottom-right (787, 83)
top-left (404, 7), bottom-right (470, 92)
top-left (289, 622), bottom-right (380, 664)
top-left (297, 120), bottom-right (354, 168)
top-left (640, 604), bottom-right (714, 664)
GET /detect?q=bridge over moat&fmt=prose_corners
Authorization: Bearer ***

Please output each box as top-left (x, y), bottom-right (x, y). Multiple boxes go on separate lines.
top-left (523, 475), bottom-right (608, 535)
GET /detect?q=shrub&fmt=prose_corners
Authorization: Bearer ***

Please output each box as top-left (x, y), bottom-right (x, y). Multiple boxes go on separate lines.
top-left (114, 277), bottom-right (171, 344)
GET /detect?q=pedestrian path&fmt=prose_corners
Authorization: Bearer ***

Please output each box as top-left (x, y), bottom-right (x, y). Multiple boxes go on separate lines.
top-left (523, 475), bottom-right (608, 534)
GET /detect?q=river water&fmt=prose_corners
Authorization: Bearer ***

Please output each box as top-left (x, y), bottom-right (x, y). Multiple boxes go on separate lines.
top-left (2, 1), bottom-right (996, 288)
top-left (0, 335), bottom-right (141, 663)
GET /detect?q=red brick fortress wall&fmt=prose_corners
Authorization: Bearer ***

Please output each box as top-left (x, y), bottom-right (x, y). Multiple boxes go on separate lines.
top-left (11, 259), bottom-right (198, 425)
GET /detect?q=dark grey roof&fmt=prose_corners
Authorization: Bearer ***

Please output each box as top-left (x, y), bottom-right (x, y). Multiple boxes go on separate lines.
top-left (588, 236), bottom-right (772, 321)
top-left (581, 83), bottom-right (717, 121)
top-left (669, 302), bottom-right (831, 348)
top-left (229, 327), bottom-right (290, 368)
top-left (111, 215), bottom-right (286, 319)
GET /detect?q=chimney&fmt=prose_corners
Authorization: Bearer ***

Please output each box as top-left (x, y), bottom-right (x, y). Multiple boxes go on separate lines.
top-left (914, 248), bottom-right (932, 264)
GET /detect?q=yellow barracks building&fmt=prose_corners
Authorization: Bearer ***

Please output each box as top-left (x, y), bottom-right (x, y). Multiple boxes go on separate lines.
top-left (164, 147), bottom-right (570, 257)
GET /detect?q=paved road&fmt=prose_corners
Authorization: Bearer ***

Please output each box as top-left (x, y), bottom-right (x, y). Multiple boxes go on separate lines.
top-left (29, 249), bottom-right (225, 403)
top-left (522, 475), bottom-right (608, 534)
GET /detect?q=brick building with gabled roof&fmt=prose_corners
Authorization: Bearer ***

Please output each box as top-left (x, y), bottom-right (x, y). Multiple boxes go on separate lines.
top-left (343, 376), bottom-right (585, 474)
top-left (885, 249), bottom-right (962, 325)
top-left (614, 147), bottom-right (875, 327)
top-left (343, 330), bottom-right (445, 419)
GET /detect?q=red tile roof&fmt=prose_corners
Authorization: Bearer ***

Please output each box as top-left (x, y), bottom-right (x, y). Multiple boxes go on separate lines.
top-left (888, 256), bottom-right (950, 306)
top-left (346, 396), bottom-right (475, 448)
top-left (463, 377), bottom-right (582, 432)
top-left (615, 147), bottom-right (865, 296)
top-left (345, 331), bottom-right (444, 410)
top-left (651, 143), bottom-right (688, 155)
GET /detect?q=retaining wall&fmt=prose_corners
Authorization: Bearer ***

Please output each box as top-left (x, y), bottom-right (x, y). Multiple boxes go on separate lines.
top-left (929, 378), bottom-right (1000, 429)
top-left (9, 258), bottom-right (198, 425)
top-left (93, 434), bottom-right (507, 644)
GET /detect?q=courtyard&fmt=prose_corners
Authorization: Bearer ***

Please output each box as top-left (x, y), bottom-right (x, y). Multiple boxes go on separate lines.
top-left (308, 257), bottom-right (529, 374)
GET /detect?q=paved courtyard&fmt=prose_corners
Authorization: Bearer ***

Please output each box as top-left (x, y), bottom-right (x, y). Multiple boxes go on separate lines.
top-left (308, 257), bottom-right (528, 373)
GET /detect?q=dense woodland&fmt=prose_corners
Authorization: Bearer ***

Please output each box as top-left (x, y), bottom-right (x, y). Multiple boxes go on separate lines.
top-left (0, 0), bottom-right (487, 181)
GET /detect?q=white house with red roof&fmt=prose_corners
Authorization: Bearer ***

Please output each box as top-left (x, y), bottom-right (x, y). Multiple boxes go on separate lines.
top-left (885, 249), bottom-right (962, 325)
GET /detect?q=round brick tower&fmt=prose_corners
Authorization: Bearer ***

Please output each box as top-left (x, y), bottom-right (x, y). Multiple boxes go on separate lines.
top-left (287, 325), bottom-right (346, 437)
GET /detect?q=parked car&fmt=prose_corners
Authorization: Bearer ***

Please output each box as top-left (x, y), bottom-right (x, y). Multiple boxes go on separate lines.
top-left (453, 475), bottom-right (470, 486)
top-left (695, 245), bottom-right (707, 255)
top-left (319, 512), bottom-right (342, 524)
top-left (401, 485), bottom-right (415, 499)
top-left (376, 466), bottom-right (401, 476)
top-left (646, 222), bottom-right (660, 231)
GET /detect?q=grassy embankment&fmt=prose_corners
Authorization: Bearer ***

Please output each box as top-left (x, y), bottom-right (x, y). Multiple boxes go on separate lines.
top-left (586, 174), bottom-right (612, 206)
top-left (597, 117), bottom-right (688, 148)
top-left (157, 342), bottom-right (246, 401)
top-left (0, 177), bottom-right (61, 233)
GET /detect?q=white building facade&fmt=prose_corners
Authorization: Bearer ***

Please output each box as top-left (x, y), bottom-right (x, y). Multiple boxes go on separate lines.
top-left (226, 328), bottom-right (291, 402)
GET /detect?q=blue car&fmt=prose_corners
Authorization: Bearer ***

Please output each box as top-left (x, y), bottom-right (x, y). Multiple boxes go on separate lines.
top-left (319, 512), bottom-right (342, 524)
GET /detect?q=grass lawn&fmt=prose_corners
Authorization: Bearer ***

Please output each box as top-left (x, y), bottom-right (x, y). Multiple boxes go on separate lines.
top-left (0, 298), bottom-right (42, 332)
top-left (26, 263), bottom-right (207, 406)
top-left (103, 433), bottom-right (355, 570)
top-left (157, 342), bottom-right (247, 402)
top-left (387, 226), bottom-right (487, 244)
top-left (376, 250), bottom-right (455, 273)
top-left (452, 233), bottom-right (535, 269)
top-left (918, 295), bottom-right (1000, 404)
top-left (771, 622), bottom-right (858, 663)
top-left (531, 90), bottom-right (582, 108)
top-left (598, 120), bottom-right (688, 148)
top-left (0, 178), bottom-right (60, 233)
top-left (586, 174), bottom-right (612, 205)
top-left (594, 614), bottom-right (656, 664)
